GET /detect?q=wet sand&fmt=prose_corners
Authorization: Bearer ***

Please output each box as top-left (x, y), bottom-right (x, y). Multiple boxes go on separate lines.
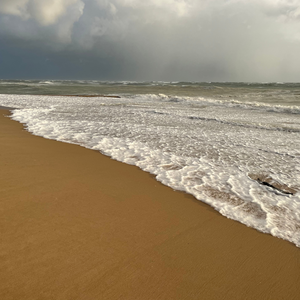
top-left (1, 109), bottom-right (299, 300)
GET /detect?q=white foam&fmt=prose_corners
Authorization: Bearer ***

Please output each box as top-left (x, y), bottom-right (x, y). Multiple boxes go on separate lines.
top-left (1, 93), bottom-right (300, 247)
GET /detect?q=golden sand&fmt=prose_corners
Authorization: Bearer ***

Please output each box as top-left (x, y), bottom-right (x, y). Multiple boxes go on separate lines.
top-left (0, 109), bottom-right (299, 300)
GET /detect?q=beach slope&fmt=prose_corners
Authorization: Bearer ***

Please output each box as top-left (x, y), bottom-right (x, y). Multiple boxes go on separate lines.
top-left (0, 109), bottom-right (299, 300)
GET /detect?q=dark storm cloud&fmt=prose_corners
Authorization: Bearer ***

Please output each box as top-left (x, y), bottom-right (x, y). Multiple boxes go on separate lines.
top-left (1, 0), bottom-right (300, 81)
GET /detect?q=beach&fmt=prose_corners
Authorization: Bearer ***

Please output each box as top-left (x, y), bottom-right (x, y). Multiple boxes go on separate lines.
top-left (1, 108), bottom-right (299, 300)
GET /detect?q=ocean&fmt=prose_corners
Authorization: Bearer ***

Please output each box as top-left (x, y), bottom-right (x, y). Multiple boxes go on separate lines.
top-left (1, 80), bottom-right (299, 247)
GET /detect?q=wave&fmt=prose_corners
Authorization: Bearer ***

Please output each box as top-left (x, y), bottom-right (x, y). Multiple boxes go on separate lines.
top-left (130, 93), bottom-right (300, 114)
top-left (39, 81), bottom-right (56, 85)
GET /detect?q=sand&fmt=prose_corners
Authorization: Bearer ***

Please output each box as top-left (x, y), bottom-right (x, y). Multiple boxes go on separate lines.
top-left (0, 109), bottom-right (299, 300)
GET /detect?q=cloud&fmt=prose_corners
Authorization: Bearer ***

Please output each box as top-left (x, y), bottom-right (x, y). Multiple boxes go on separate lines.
top-left (0, 0), bottom-right (85, 44)
top-left (1, 0), bottom-right (300, 81)
top-left (0, 0), bottom-right (85, 25)
top-left (0, 0), bottom-right (29, 17)
top-left (257, 0), bottom-right (300, 18)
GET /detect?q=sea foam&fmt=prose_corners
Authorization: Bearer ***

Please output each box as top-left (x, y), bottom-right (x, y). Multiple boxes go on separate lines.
top-left (1, 93), bottom-right (299, 247)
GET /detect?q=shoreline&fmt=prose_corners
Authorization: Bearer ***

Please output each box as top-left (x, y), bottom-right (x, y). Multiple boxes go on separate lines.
top-left (1, 109), bottom-right (299, 299)
top-left (0, 105), bottom-right (16, 110)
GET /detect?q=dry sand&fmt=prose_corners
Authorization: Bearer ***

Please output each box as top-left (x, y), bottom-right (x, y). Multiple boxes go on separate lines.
top-left (0, 109), bottom-right (299, 300)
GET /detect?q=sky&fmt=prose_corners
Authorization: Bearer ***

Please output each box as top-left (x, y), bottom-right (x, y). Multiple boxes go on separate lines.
top-left (1, 0), bottom-right (300, 82)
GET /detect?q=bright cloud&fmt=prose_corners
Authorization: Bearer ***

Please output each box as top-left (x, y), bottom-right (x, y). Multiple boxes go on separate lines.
top-left (0, 0), bottom-right (85, 25)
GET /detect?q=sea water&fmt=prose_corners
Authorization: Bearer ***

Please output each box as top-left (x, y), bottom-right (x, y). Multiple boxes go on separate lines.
top-left (1, 80), bottom-right (300, 247)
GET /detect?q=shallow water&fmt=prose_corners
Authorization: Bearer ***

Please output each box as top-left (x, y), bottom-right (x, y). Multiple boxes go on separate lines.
top-left (1, 80), bottom-right (299, 247)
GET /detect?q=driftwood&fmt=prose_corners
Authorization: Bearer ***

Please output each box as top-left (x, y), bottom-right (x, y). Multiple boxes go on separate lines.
top-left (248, 174), bottom-right (296, 195)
